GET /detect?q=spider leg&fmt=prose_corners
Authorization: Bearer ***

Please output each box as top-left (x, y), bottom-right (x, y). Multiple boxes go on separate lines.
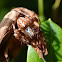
top-left (12, 22), bottom-right (20, 39)
top-left (12, 22), bottom-right (19, 38)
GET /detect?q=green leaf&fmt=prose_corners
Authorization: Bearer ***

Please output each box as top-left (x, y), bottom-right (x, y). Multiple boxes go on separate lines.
top-left (41, 18), bottom-right (62, 62)
top-left (27, 45), bottom-right (43, 62)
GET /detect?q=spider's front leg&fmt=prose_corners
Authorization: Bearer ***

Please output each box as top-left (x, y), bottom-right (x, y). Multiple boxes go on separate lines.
top-left (12, 22), bottom-right (19, 38)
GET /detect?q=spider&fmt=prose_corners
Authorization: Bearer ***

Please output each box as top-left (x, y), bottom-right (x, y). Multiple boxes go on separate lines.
top-left (12, 8), bottom-right (48, 62)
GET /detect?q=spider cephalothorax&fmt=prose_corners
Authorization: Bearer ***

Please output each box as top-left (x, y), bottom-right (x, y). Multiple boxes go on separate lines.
top-left (12, 7), bottom-right (48, 61)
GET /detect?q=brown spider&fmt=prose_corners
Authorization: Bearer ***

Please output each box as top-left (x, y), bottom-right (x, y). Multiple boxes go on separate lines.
top-left (11, 7), bottom-right (48, 62)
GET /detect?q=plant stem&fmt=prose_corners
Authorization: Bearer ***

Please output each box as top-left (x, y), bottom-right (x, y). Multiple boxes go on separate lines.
top-left (52, 0), bottom-right (61, 10)
top-left (38, 0), bottom-right (44, 16)
top-left (52, 0), bottom-right (61, 22)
